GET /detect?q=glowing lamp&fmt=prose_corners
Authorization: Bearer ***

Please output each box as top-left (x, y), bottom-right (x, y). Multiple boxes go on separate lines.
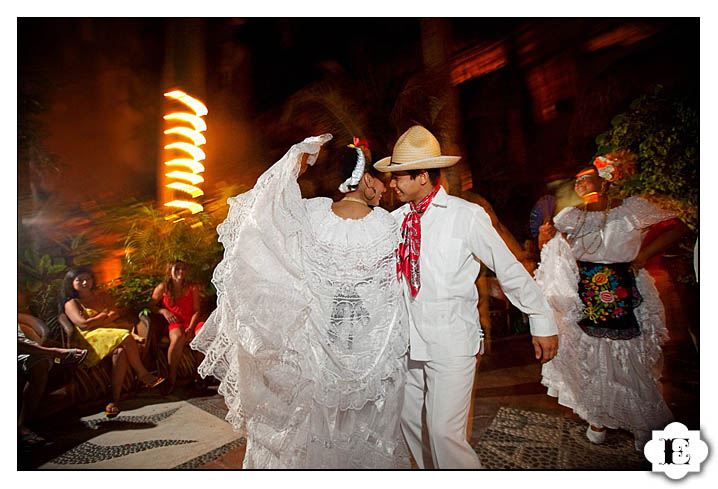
top-left (164, 127), bottom-right (206, 146)
top-left (164, 159), bottom-right (205, 174)
top-left (166, 182), bottom-right (204, 198)
top-left (164, 142), bottom-right (206, 162)
top-left (163, 90), bottom-right (208, 117)
top-left (164, 200), bottom-right (204, 214)
top-left (163, 113), bottom-right (207, 132)
top-left (163, 89), bottom-right (207, 220)
top-left (165, 171), bottom-right (205, 185)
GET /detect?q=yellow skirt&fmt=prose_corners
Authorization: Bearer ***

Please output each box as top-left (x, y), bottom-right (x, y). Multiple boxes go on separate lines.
top-left (75, 326), bottom-right (130, 368)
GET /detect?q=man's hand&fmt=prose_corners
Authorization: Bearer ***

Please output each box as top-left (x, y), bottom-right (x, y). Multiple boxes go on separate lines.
top-left (532, 335), bottom-right (558, 363)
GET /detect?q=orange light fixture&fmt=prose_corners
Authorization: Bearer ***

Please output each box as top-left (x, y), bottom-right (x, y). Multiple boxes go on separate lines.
top-left (163, 90), bottom-right (207, 216)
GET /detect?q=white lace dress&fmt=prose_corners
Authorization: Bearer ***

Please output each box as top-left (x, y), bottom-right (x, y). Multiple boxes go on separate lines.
top-left (535, 197), bottom-right (675, 445)
top-left (190, 135), bottom-right (410, 469)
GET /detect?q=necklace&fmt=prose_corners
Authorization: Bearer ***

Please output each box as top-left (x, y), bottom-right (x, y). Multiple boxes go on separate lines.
top-left (571, 198), bottom-right (612, 259)
top-left (341, 197), bottom-right (369, 206)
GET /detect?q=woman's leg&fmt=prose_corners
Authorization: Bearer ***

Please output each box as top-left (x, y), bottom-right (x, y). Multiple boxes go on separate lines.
top-left (110, 347), bottom-right (129, 403)
top-left (167, 328), bottom-right (185, 384)
top-left (119, 334), bottom-right (154, 380)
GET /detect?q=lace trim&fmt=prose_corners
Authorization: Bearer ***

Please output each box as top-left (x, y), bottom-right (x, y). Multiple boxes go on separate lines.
top-left (554, 197), bottom-right (676, 235)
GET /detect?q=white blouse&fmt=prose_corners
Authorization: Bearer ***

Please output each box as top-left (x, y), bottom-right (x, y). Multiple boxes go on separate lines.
top-left (554, 197), bottom-right (675, 263)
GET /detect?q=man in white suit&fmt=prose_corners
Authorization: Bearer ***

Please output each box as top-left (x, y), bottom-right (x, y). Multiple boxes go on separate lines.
top-left (374, 126), bottom-right (558, 469)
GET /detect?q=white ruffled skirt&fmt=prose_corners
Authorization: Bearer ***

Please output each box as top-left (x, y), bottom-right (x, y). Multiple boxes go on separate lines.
top-left (537, 236), bottom-right (674, 445)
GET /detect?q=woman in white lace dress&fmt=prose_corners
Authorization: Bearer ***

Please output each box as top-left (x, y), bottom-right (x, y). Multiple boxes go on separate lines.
top-left (536, 151), bottom-right (687, 450)
top-left (191, 134), bottom-right (410, 468)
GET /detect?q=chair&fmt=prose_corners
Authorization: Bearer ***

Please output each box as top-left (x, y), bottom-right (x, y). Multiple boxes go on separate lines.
top-left (57, 313), bottom-right (148, 403)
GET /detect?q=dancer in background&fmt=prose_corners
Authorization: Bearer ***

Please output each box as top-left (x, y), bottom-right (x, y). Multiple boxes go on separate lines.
top-left (536, 150), bottom-right (688, 450)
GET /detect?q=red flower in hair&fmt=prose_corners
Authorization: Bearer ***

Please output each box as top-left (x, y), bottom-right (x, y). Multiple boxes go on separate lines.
top-left (352, 137), bottom-right (369, 150)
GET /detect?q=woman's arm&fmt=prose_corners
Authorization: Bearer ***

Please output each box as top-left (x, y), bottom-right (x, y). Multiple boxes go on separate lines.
top-left (64, 299), bottom-right (109, 329)
top-left (633, 219), bottom-right (690, 270)
top-left (150, 283), bottom-right (178, 324)
top-left (93, 291), bottom-right (123, 323)
top-left (185, 285), bottom-right (202, 340)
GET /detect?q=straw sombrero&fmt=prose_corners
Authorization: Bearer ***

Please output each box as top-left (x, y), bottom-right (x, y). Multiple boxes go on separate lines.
top-left (373, 125), bottom-right (461, 172)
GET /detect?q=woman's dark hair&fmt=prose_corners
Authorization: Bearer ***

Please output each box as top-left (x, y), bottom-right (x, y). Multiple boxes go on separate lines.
top-left (163, 260), bottom-right (187, 306)
top-left (58, 266), bottom-right (94, 314)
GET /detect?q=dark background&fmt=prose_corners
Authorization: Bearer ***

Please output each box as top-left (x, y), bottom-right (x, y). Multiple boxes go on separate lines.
top-left (18, 17), bottom-right (699, 242)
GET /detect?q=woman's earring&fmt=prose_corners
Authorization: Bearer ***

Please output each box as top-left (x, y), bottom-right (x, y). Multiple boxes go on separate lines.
top-left (363, 186), bottom-right (377, 201)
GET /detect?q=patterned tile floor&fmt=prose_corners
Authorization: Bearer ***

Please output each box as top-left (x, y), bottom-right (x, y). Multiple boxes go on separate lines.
top-left (20, 263), bottom-right (698, 470)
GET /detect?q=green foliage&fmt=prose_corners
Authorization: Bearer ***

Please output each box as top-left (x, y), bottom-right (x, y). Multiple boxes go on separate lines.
top-left (594, 85), bottom-right (698, 231)
top-left (19, 183), bottom-right (245, 331)
top-left (18, 233), bottom-right (105, 339)
top-left (100, 200), bottom-right (228, 312)
top-left (18, 249), bottom-right (64, 333)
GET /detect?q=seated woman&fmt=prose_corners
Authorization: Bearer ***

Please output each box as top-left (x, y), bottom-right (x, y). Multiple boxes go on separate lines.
top-left (60, 267), bottom-right (164, 417)
top-left (148, 260), bottom-right (204, 395)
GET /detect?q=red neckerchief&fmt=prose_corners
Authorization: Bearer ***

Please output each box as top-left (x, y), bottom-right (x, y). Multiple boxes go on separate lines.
top-left (397, 183), bottom-right (441, 297)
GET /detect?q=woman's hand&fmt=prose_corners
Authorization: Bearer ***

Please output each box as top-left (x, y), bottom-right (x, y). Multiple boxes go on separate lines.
top-left (85, 311), bottom-right (109, 328)
top-left (160, 308), bottom-right (178, 324)
top-left (631, 252), bottom-right (648, 273)
top-left (538, 221), bottom-right (557, 251)
top-left (298, 153), bottom-right (310, 177)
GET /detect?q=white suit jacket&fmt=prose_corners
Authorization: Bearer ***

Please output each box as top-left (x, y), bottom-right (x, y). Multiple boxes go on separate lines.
top-left (392, 186), bottom-right (557, 361)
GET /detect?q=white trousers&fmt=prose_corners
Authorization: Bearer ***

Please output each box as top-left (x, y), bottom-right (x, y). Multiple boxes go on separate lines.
top-left (401, 355), bottom-right (481, 469)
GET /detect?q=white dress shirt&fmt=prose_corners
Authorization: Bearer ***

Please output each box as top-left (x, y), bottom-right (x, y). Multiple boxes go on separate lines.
top-left (392, 186), bottom-right (557, 360)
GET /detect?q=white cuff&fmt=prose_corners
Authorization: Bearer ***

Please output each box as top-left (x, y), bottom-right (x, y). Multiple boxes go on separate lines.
top-left (528, 314), bottom-right (558, 337)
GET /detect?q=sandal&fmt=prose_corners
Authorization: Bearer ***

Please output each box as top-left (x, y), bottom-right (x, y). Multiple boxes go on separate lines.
top-left (19, 430), bottom-right (47, 449)
top-left (58, 348), bottom-right (88, 365)
top-left (131, 332), bottom-right (146, 344)
top-left (105, 402), bottom-right (121, 418)
top-left (140, 373), bottom-right (165, 389)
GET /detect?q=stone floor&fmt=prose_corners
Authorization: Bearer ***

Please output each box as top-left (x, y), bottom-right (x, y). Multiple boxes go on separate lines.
top-left (19, 261), bottom-right (698, 470)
